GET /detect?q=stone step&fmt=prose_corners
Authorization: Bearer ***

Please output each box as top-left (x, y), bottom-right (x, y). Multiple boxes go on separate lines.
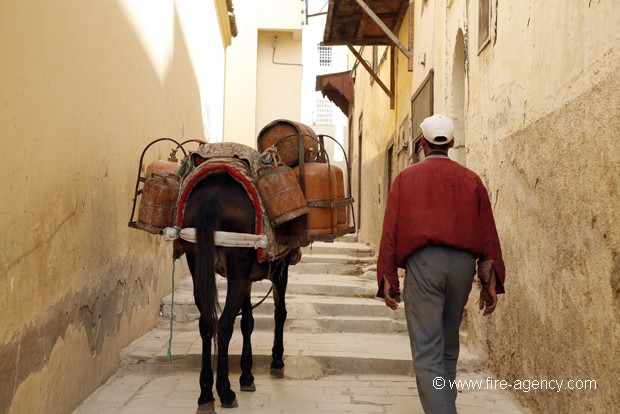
top-left (160, 303), bottom-right (406, 333)
top-left (288, 261), bottom-right (364, 275)
top-left (161, 278), bottom-right (406, 332)
top-left (122, 327), bottom-right (483, 376)
top-left (238, 273), bottom-right (377, 296)
top-left (334, 233), bottom-right (359, 243)
top-left (174, 258), bottom-right (367, 276)
top-left (301, 241), bottom-right (375, 258)
top-left (167, 273), bottom-right (378, 301)
top-left (298, 252), bottom-right (375, 265)
top-left (118, 235), bottom-right (484, 397)
top-left (158, 314), bottom-right (407, 334)
top-left (149, 237), bottom-right (433, 377)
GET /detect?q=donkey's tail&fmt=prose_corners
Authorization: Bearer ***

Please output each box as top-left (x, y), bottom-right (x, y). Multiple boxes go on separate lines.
top-left (194, 197), bottom-right (220, 338)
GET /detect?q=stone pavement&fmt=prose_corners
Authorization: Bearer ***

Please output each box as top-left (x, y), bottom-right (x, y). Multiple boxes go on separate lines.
top-left (74, 306), bottom-right (530, 414)
top-left (73, 240), bottom-right (531, 413)
top-left (74, 367), bottom-right (530, 414)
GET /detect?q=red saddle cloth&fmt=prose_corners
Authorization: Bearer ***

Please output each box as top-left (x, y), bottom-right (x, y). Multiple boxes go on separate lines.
top-left (173, 143), bottom-right (293, 262)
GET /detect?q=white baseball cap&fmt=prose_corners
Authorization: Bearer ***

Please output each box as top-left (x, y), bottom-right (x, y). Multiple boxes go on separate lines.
top-left (420, 114), bottom-right (454, 144)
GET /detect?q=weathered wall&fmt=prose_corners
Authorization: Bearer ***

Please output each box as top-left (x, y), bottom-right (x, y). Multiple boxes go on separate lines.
top-left (350, 0), bottom-right (619, 412)
top-left (352, 10), bottom-right (413, 248)
top-left (0, 1), bottom-right (229, 413)
top-left (466, 71), bottom-right (620, 413)
top-left (350, 46), bottom-right (393, 245)
top-left (452, 1), bottom-right (620, 412)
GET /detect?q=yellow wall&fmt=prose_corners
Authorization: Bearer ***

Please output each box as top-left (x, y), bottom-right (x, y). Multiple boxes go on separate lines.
top-left (255, 30), bottom-right (303, 135)
top-left (352, 0), bottom-right (620, 412)
top-left (349, 13), bottom-right (413, 248)
top-left (0, 0), bottom-right (230, 412)
top-left (349, 46), bottom-right (392, 243)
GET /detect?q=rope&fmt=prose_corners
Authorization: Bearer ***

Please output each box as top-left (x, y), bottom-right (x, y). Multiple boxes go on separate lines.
top-left (164, 239), bottom-right (284, 359)
top-left (166, 258), bottom-right (176, 367)
top-left (238, 285), bottom-right (273, 317)
top-left (236, 260), bottom-right (275, 316)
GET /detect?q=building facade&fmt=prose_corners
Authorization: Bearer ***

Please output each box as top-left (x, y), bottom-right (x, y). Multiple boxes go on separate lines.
top-left (223, 0), bottom-right (305, 147)
top-left (0, 1), bottom-right (234, 412)
top-left (325, 0), bottom-right (620, 412)
top-left (302, 0), bottom-right (351, 190)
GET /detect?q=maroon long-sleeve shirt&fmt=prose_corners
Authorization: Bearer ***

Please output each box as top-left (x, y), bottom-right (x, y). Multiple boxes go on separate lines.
top-left (376, 155), bottom-right (505, 298)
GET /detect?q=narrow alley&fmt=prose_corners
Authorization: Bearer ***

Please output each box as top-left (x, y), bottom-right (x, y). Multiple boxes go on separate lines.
top-left (3, 1), bottom-right (617, 413)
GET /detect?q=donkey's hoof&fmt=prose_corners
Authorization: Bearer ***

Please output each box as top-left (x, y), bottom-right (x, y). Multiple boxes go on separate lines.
top-left (270, 368), bottom-right (284, 378)
top-left (196, 400), bottom-right (215, 414)
top-left (220, 389), bottom-right (238, 409)
top-left (221, 399), bottom-right (238, 409)
top-left (240, 382), bottom-right (256, 392)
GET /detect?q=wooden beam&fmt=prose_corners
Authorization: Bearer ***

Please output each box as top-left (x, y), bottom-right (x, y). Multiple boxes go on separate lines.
top-left (347, 44), bottom-right (394, 108)
top-left (353, 0), bottom-right (412, 60)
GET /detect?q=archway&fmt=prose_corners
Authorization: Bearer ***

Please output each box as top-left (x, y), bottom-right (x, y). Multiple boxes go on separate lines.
top-left (451, 29), bottom-right (467, 166)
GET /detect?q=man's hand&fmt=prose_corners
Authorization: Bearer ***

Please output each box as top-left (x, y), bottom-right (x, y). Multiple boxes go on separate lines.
top-left (383, 277), bottom-right (401, 310)
top-left (479, 269), bottom-right (498, 316)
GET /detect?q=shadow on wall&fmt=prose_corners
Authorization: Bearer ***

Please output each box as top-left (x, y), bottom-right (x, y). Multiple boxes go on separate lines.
top-left (0, 1), bottom-right (205, 413)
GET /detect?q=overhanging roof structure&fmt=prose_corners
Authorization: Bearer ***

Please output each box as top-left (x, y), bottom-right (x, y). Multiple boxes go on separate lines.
top-left (319, 0), bottom-right (412, 109)
top-left (323, 0), bottom-right (409, 47)
top-left (315, 71), bottom-right (354, 115)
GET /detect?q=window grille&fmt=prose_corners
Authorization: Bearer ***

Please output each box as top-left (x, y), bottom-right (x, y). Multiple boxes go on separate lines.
top-left (318, 45), bottom-right (332, 66)
top-left (315, 97), bottom-right (333, 126)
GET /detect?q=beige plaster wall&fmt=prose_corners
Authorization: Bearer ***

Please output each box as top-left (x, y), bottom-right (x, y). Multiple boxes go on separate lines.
top-left (0, 0), bottom-right (228, 412)
top-left (351, 14), bottom-right (413, 248)
top-left (351, 0), bottom-right (619, 411)
top-left (223, 0), bottom-right (303, 148)
top-left (443, 1), bottom-right (619, 412)
top-left (466, 73), bottom-right (620, 413)
top-left (350, 47), bottom-right (393, 245)
top-left (255, 30), bottom-right (303, 136)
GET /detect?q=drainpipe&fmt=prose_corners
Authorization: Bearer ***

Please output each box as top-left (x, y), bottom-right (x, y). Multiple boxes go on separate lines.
top-left (272, 35), bottom-right (303, 69)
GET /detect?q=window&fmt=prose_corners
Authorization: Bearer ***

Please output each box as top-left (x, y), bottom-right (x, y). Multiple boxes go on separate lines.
top-left (372, 46), bottom-right (378, 71)
top-left (478, 0), bottom-right (491, 53)
top-left (412, 139), bottom-right (424, 164)
top-left (315, 97), bottom-right (333, 126)
top-left (397, 117), bottom-right (410, 171)
top-left (411, 70), bottom-right (434, 164)
top-left (357, 114), bottom-right (363, 231)
top-left (387, 141), bottom-right (394, 192)
top-left (318, 45), bottom-right (332, 66)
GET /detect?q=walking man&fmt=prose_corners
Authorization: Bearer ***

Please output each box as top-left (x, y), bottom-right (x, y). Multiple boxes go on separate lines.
top-left (377, 114), bottom-right (506, 413)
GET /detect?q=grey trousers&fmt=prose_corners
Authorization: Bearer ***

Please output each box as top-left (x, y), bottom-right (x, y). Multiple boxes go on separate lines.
top-left (404, 245), bottom-right (476, 414)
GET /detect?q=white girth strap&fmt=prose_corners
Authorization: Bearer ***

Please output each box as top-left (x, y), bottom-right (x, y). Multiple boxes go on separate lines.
top-left (163, 226), bottom-right (269, 249)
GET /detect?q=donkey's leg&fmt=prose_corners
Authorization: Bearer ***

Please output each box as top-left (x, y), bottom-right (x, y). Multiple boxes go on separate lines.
top-left (185, 252), bottom-right (216, 414)
top-left (239, 284), bottom-right (256, 391)
top-left (215, 277), bottom-right (246, 408)
top-left (270, 262), bottom-right (289, 377)
top-left (197, 318), bottom-right (216, 413)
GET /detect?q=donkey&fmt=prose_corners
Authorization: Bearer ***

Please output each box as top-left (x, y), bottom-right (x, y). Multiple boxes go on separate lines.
top-left (180, 172), bottom-right (298, 413)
